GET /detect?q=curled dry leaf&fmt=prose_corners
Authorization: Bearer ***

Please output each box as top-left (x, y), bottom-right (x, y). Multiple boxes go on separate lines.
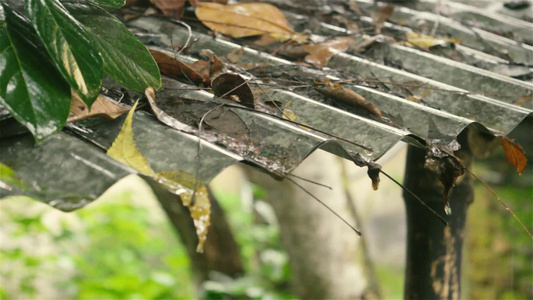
top-left (189, 51), bottom-right (226, 82)
top-left (315, 82), bottom-right (383, 120)
top-left (303, 37), bottom-right (357, 68)
top-left (195, 2), bottom-right (307, 43)
top-left (212, 73), bottom-right (255, 108)
top-left (149, 49), bottom-right (208, 85)
top-left (366, 162), bottom-right (382, 190)
top-left (68, 90), bottom-right (129, 123)
top-left (400, 32), bottom-right (462, 51)
top-left (500, 136), bottom-right (528, 175)
top-left (372, 5), bottom-right (394, 34)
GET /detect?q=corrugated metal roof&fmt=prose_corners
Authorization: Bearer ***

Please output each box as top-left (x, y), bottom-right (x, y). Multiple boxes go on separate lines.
top-left (1, 0), bottom-right (532, 210)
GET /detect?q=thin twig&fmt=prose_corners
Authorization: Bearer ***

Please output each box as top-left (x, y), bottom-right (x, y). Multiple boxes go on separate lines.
top-left (379, 169), bottom-right (449, 225)
top-left (190, 103), bottom-right (226, 206)
top-left (466, 168), bottom-right (533, 239)
top-left (285, 173), bottom-right (332, 190)
top-left (286, 177), bottom-right (362, 236)
top-left (169, 20), bottom-right (192, 55)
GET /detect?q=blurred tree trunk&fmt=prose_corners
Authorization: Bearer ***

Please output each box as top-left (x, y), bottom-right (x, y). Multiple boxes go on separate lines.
top-left (145, 180), bottom-right (244, 288)
top-left (245, 150), bottom-right (366, 299)
top-left (403, 139), bottom-right (473, 299)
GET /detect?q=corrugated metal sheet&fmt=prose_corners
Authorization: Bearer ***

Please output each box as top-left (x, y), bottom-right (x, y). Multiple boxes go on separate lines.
top-left (1, 0), bottom-right (532, 210)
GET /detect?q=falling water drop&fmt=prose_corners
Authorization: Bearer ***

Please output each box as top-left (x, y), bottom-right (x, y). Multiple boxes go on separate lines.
top-left (444, 203), bottom-right (452, 215)
top-left (364, 149), bottom-right (374, 157)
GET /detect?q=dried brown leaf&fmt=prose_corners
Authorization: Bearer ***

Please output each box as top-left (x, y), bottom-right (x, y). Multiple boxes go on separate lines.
top-left (195, 2), bottom-right (307, 43)
top-left (149, 49), bottom-right (208, 85)
top-left (68, 91), bottom-right (129, 123)
top-left (500, 136), bottom-right (528, 175)
top-left (303, 37), bottom-right (357, 68)
top-left (315, 83), bottom-right (383, 120)
top-left (212, 73), bottom-right (255, 108)
top-left (372, 5), bottom-right (393, 34)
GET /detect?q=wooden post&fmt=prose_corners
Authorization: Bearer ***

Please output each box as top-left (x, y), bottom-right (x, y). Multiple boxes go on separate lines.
top-left (403, 139), bottom-right (473, 299)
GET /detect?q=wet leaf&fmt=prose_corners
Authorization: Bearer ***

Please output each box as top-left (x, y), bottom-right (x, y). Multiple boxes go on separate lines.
top-left (315, 82), bottom-right (383, 120)
top-left (155, 172), bottom-right (211, 253)
top-left (26, 0), bottom-right (103, 106)
top-left (107, 100), bottom-right (155, 175)
top-left (425, 144), bottom-right (465, 209)
top-left (195, 2), bottom-right (307, 43)
top-left (500, 136), bottom-right (528, 175)
top-left (109, 90), bottom-right (211, 252)
top-left (303, 37), bottom-right (357, 68)
top-left (400, 32), bottom-right (462, 51)
top-left (89, 0), bottom-right (126, 9)
top-left (212, 73), bottom-right (255, 108)
top-left (64, 1), bottom-right (162, 92)
top-left (0, 5), bottom-right (71, 142)
top-left (149, 49), bottom-right (208, 85)
top-left (68, 90), bottom-right (129, 123)
top-left (372, 5), bottom-right (393, 34)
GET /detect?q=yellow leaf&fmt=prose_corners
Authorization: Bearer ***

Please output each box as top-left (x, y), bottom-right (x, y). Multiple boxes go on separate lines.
top-left (196, 2), bottom-right (306, 42)
top-left (400, 32), bottom-right (462, 51)
top-left (156, 171), bottom-right (211, 253)
top-left (107, 100), bottom-right (155, 176)
top-left (108, 89), bottom-right (212, 253)
top-left (406, 88), bottom-right (433, 103)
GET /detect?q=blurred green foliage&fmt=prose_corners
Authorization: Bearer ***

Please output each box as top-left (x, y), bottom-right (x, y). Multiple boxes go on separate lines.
top-left (205, 184), bottom-right (295, 299)
top-left (0, 190), bottom-right (194, 299)
top-left (0, 179), bottom-right (294, 300)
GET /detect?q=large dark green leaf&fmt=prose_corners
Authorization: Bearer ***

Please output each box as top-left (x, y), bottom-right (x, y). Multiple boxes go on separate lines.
top-left (0, 4), bottom-right (71, 142)
top-left (64, 0), bottom-right (162, 92)
top-left (25, 0), bottom-right (103, 106)
top-left (87, 0), bottom-right (126, 9)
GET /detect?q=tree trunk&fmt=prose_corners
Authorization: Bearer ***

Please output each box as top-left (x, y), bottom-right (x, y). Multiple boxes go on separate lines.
top-left (145, 180), bottom-right (244, 288)
top-left (403, 141), bottom-right (473, 299)
top-left (245, 150), bottom-right (366, 299)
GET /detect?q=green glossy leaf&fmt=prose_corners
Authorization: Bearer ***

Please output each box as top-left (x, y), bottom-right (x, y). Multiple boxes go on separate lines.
top-left (64, 0), bottom-right (162, 92)
top-left (0, 4), bottom-right (71, 142)
top-left (25, 0), bottom-right (103, 105)
top-left (87, 0), bottom-right (126, 9)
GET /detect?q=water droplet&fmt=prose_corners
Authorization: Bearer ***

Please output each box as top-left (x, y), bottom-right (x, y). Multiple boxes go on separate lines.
top-left (444, 203), bottom-right (452, 215)
top-left (364, 149), bottom-right (374, 156)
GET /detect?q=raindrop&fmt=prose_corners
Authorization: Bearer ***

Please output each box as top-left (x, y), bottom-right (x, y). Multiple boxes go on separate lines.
top-left (444, 203), bottom-right (452, 215)
top-left (364, 149), bottom-right (374, 156)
